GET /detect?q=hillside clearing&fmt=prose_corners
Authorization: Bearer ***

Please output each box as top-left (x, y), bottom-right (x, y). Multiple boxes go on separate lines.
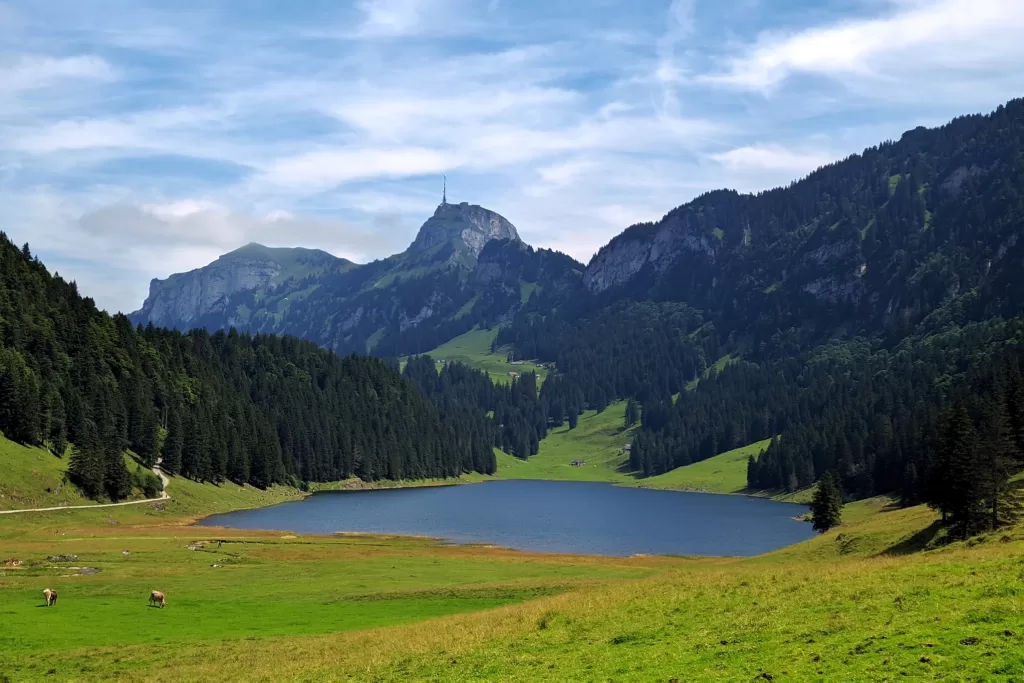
top-left (419, 327), bottom-right (547, 384)
top-left (641, 439), bottom-right (772, 493)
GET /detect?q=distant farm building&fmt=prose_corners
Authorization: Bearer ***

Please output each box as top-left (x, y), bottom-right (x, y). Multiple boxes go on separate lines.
top-left (623, 442), bottom-right (632, 453)
top-left (571, 459), bottom-right (586, 466)
top-left (508, 371), bottom-right (519, 378)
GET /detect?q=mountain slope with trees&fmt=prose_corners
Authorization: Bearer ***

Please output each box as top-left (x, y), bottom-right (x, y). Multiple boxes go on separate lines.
top-left (0, 233), bottom-right (493, 502)
top-left (495, 98), bottom-right (1024, 528)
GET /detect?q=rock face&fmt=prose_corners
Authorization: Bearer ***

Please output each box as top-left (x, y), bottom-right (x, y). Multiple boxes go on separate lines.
top-left (132, 243), bottom-right (346, 329)
top-left (409, 202), bottom-right (520, 260)
top-left (583, 207), bottom-right (722, 295)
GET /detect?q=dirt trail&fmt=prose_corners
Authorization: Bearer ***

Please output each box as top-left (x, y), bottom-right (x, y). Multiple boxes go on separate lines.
top-left (0, 459), bottom-right (170, 515)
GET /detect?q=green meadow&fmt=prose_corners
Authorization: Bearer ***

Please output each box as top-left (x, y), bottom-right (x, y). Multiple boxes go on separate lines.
top-left (642, 438), bottom-right (773, 493)
top-left (1, 431), bottom-right (1023, 681)
top-left (0, 470), bottom-right (1020, 681)
top-left (419, 326), bottom-right (548, 385)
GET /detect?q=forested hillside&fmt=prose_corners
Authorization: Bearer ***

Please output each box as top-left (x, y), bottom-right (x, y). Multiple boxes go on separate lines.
top-left (0, 233), bottom-right (493, 502)
top-left (403, 356), bottom-right (548, 461)
top-left (494, 98), bottom-right (1024, 532)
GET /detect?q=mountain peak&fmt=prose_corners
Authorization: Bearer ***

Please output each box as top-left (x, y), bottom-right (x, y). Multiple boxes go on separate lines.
top-left (408, 202), bottom-right (520, 260)
top-left (223, 242), bottom-right (341, 262)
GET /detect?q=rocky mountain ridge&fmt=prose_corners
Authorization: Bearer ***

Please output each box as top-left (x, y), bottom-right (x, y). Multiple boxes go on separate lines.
top-left (132, 243), bottom-right (349, 329)
top-left (130, 202), bottom-right (575, 357)
top-left (409, 202), bottom-right (520, 262)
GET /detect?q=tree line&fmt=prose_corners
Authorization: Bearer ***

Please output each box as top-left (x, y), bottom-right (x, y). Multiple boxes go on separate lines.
top-left (402, 355), bottom-right (547, 461)
top-left (0, 234), bottom-right (493, 501)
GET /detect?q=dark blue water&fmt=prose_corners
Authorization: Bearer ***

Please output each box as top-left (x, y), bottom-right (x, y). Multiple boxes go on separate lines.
top-left (198, 480), bottom-right (814, 557)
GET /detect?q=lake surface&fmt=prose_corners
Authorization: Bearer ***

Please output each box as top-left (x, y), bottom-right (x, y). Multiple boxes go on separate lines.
top-left (199, 480), bottom-right (815, 557)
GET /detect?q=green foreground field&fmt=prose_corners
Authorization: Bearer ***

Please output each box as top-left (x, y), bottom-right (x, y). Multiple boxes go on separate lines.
top-left (2, 434), bottom-right (1024, 681)
top-left (1, 466), bottom-right (1021, 681)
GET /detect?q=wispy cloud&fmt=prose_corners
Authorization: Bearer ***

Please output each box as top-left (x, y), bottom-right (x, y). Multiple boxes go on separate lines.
top-left (704, 0), bottom-right (1024, 97)
top-left (0, 55), bottom-right (114, 93)
top-left (357, 0), bottom-right (430, 36)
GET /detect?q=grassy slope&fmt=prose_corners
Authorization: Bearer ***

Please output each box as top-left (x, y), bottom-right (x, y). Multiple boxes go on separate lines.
top-left (488, 404), bottom-right (776, 496)
top-left (493, 402), bottom-right (635, 484)
top-left (0, 439), bottom-right (91, 510)
top-left (420, 327), bottom-right (547, 385)
top-left (641, 438), bottom-right (772, 493)
top-left (685, 353), bottom-right (738, 391)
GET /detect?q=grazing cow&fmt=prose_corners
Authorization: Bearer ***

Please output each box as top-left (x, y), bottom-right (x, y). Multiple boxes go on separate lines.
top-left (149, 590), bottom-right (165, 608)
top-left (43, 589), bottom-right (57, 606)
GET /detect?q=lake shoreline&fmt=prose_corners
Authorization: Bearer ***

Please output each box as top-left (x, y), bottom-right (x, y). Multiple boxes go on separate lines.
top-left (196, 479), bottom-right (816, 557)
top-left (187, 475), bottom-right (809, 533)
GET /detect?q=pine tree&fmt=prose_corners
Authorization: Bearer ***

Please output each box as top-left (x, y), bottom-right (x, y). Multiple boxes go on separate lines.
top-left (624, 398), bottom-right (640, 428)
top-left (162, 406), bottom-right (183, 475)
top-left (980, 402), bottom-right (1022, 530)
top-left (810, 471), bottom-right (843, 533)
top-left (67, 424), bottom-right (104, 499)
top-left (103, 442), bottom-right (133, 501)
top-left (931, 402), bottom-right (986, 538)
top-left (136, 408), bottom-right (160, 467)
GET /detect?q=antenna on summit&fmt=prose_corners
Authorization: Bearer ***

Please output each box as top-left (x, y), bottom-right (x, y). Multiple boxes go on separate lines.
top-left (442, 175), bottom-right (447, 205)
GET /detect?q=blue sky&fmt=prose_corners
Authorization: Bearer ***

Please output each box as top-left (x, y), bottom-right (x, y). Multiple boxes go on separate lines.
top-left (3, 0), bottom-right (1024, 313)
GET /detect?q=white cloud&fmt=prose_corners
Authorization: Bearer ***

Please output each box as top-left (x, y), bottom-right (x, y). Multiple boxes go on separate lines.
top-left (13, 119), bottom-right (143, 153)
top-left (0, 55), bottom-right (114, 93)
top-left (357, 0), bottom-right (425, 35)
top-left (705, 0), bottom-right (1024, 96)
top-left (76, 201), bottom-right (407, 256)
top-left (655, 0), bottom-right (698, 115)
top-left (712, 144), bottom-right (832, 174)
top-left (256, 147), bottom-right (453, 193)
top-left (355, 0), bottom-right (469, 37)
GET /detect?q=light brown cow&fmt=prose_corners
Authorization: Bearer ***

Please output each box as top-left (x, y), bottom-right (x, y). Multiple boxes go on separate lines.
top-left (149, 590), bottom-right (165, 608)
top-left (43, 588), bottom-right (57, 606)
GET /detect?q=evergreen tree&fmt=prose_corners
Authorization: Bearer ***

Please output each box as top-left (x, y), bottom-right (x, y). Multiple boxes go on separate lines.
top-left (162, 406), bottom-right (184, 475)
top-left (810, 471), bottom-right (843, 533)
top-left (931, 402), bottom-right (985, 538)
top-left (624, 398), bottom-right (640, 428)
top-left (67, 424), bottom-right (104, 500)
top-left (980, 403), bottom-right (1022, 529)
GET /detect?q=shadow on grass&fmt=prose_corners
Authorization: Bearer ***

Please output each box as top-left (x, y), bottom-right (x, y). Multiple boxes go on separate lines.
top-left (879, 520), bottom-right (945, 556)
top-left (616, 461), bottom-right (641, 477)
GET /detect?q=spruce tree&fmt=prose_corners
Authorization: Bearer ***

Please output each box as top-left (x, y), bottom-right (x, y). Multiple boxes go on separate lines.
top-left (67, 424), bottom-right (104, 500)
top-left (810, 471), bottom-right (843, 533)
top-left (981, 402), bottom-right (1022, 530)
top-left (625, 398), bottom-right (640, 428)
top-left (937, 402), bottom-right (986, 539)
top-left (162, 406), bottom-right (183, 475)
